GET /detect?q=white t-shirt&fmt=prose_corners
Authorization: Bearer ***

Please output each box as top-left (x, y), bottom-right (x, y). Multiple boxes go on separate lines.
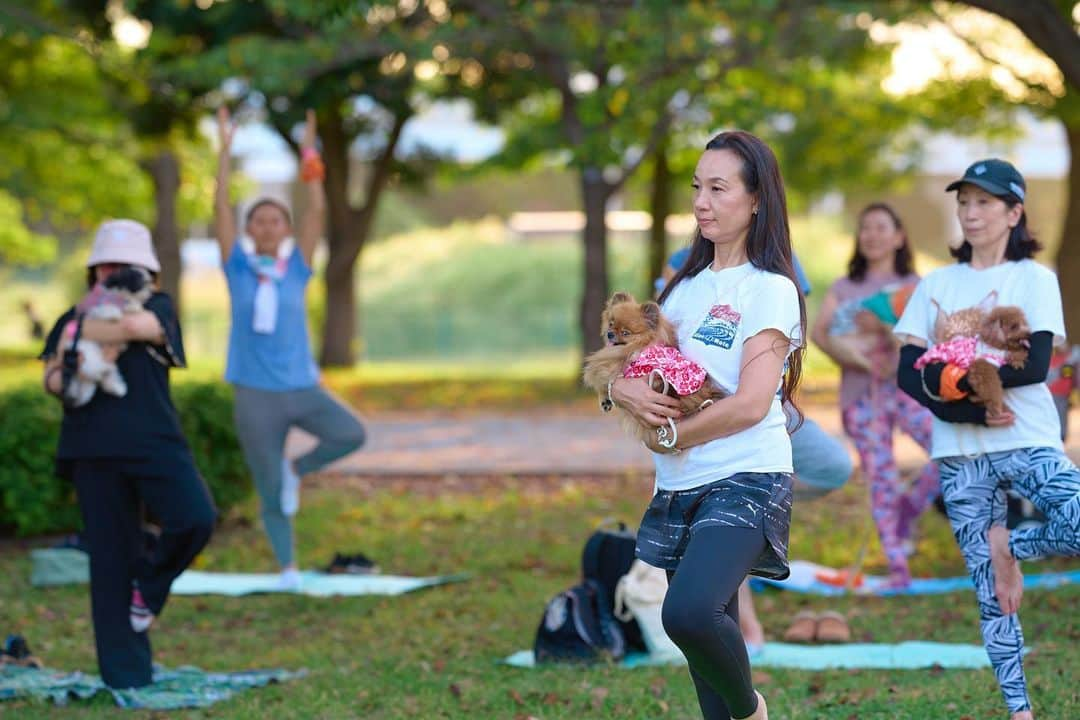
top-left (892, 259), bottom-right (1065, 459)
top-left (654, 262), bottom-right (803, 491)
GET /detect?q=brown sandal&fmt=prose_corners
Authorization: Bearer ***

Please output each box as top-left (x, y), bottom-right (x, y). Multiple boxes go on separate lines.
top-left (814, 611), bottom-right (851, 643)
top-left (782, 610), bottom-right (818, 643)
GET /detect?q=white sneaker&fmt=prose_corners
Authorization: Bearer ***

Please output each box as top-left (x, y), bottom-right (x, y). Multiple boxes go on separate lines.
top-left (280, 458), bottom-right (300, 516)
top-left (277, 568), bottom-right (302, 591)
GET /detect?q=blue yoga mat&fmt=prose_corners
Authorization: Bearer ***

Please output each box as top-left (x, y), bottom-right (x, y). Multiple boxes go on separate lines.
top-left (29, 549), bottom-right (465, 596)
top-left (0, 664), bottom-right (305, 709)
top-left (748, 560), bottom-right (1080, 596)
top-left (170, 570), bottom-right (468, 597)
top-left (505, 641), bottom-right (997, 670)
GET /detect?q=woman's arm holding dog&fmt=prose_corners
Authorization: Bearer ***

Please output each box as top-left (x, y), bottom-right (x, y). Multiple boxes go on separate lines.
top-left (42, 356), bottom-right (63, 396)
top-left (82, 312), bottom-right (164, 345)
top-left (610, 377), bottom-right (684, 427)
top-left (810, 290), bottom-right (871, 372)
top-left (668, 329), bottom-right (790, 449)
top-left (996, 330), bottom-right (1052, 387)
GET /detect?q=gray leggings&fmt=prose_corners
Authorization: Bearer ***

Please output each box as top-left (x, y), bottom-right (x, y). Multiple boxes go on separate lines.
top-left (232, 384), bottom-right (366, 567)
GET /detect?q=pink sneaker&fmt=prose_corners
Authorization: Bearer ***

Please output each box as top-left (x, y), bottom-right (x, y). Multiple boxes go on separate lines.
top-left (130, 586), bottom-right (154, 633)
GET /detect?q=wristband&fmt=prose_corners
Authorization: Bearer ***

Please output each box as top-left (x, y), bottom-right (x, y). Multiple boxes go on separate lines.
top-left (940, 363), bottom-right (970, 401)
top-left (301, 147), bottom-right (320, 162)
top-left (300, 154), bottom-right (325, 182)
top-left (601, 379), bottom-right (615, 412)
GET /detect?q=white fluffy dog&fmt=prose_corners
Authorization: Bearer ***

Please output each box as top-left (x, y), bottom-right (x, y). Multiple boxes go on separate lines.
top-left (62, 266), bottom-right (155, 407)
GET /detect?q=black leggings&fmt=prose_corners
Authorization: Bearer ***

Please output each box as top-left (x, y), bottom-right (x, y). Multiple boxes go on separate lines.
top-left (73, 448), bottom-right (216, 688)
top-left (662, 525), bottom-right (766, 720)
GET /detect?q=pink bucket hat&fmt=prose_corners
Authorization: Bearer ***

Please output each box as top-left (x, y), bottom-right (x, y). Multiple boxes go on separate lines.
top-left (86, 219), bottom-right (160, 272)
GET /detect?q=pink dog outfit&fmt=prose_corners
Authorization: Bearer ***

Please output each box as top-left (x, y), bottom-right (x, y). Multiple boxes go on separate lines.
top-left (623, 345), bottom-right (707, 395)
top-left (914, 336), bottom-right (1008, 371)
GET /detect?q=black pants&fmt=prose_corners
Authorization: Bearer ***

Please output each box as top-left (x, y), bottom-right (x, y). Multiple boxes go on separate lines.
top-left (662, 525), bottom-right (765, 720)
top-left (72, 448), bottom-right (216, 688)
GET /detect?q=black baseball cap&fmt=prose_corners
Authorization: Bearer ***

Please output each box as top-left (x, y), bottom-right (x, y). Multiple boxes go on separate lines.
top-left (945, 158), bottom-right (1025, 201)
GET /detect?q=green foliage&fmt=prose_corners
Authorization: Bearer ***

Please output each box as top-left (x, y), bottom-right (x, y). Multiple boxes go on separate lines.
top-left (0, 380), bottom-right (252, 537)
top-left (0, 33), bottom-right (149, 260)
top-left (0, 191), bottom-right (56, 265)
top-left (0, 386), bottom-right (79, 538)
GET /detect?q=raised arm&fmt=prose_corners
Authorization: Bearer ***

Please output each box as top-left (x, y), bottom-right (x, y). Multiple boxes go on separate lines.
top-left (296, 109), bottom-right (325, 268)
top-left (214, 106), bottom-right (238, 262)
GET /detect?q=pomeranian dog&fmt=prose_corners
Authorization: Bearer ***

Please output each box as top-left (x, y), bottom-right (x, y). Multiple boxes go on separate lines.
top-left (966, 305), bottom-right (1031, 417)
top-left (583, 292), bottom-right (724, 451)
top-left (62, 266), bottom-right (155, 407)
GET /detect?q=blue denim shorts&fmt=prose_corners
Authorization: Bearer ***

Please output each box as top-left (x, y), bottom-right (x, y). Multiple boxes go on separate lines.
top-left (635, 472), bottom-right (793, 580)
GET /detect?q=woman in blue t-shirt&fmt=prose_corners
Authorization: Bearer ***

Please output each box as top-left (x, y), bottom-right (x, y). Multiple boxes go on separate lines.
top-left (41, 220), bottom-right (216, 688)
top-left (215, 108), bottom-right (368, 589)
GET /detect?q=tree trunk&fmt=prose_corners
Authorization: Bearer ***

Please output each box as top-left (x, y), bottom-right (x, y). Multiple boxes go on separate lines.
top-left (647, 137), bottom-right (671, 298)
top-left (141, 149), bottom-right (182, 309)
top-left (580, 169), bottom-right (612, 357)
top-left (956, 0), bottom-right (1080, 92)
top-left (319, 104), bottom-right (360, 367)
top-left (315, 103), bottom-right (407, 367)
top-left (1055, 121), bottom-right (1080, 342)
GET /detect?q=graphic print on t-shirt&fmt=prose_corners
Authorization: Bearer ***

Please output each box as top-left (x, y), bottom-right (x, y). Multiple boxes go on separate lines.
top-left (692, 303), bottom-right (741, 349)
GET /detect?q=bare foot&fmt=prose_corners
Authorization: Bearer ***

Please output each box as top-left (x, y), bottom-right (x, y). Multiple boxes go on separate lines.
top-left (989, 525), bottom-right (1023, 614)
top-left (1010, 711), bottom-right (1034, 720)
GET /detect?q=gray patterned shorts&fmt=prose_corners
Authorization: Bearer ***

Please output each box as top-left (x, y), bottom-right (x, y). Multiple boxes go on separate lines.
top-left (635, 472), bottom-right (794, 580)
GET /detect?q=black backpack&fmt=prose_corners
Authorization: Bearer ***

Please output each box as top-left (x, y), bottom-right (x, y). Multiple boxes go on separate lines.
top-left (581, 523), bottom-right (646, 653)
top-left (534, 579), bottom-right (626, 664)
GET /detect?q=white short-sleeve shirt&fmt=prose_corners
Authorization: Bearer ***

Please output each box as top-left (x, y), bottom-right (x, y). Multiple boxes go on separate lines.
top-left (892, 259), bottom-right (1065, 459)
top-left (654, 262), bottom-right (803, 491)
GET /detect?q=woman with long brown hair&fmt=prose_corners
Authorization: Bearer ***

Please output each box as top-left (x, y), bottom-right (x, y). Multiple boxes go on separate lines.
top-left (810, 202), bottom-right (938, 588)
top-left (611, 130), bottom-right (805, 720)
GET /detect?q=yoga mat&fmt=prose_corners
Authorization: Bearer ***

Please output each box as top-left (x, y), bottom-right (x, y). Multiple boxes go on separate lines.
top-left (29, 549), bottom-right (466, 596)
top-left (0, 664), bottom-right (305, 709)
top-left (505, 641), bottom-right (997, 670)
top-left (170, 570), bottom-right (468, 597)
top-left (749, 560), bottom-right (1080, 596)
top-left (30, 548), bottom-right (89, 587)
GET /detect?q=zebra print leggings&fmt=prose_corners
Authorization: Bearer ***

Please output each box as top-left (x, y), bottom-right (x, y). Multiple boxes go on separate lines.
top-left (937, 447), bottom-right (1080, 714)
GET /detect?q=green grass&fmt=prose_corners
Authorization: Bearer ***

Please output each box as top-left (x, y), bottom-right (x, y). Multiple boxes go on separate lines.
top-left (2, 475), bottom-right (1078, 718)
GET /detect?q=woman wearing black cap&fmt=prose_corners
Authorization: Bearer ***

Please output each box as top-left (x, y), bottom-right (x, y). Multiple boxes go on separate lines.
top-left (893, 159), bottom-right (1080, 719)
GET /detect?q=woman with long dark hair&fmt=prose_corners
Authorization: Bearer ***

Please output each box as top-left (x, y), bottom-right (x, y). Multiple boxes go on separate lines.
top-left (810, 203), bottom-right (938, 588)
top-left (895, 158), bottom-right (1080, 719)
top-left (611, 130), bottom-right (805, 720)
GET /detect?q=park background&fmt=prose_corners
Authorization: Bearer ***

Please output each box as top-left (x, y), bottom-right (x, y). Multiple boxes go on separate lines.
top-left (1, 2), bottom-right (1079, 718)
